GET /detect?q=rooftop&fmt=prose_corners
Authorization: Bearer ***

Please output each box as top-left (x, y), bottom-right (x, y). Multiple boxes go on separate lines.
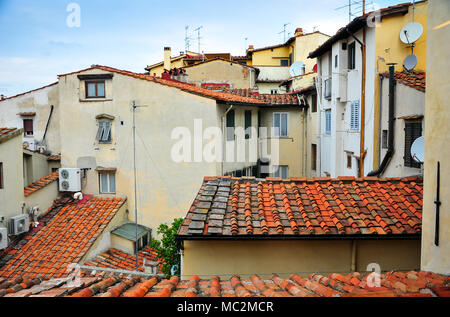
top-left (219, 88), bottom-right (300, 106)
top-left (0, 197), bottom-right (126, 280)
top-left (0, 128), bottom-right (22, 144)
top-left (0, 270), bottom-right (448, 297)
top-left (178, 176), bottom-right (422, 239)
top-left (381, 71), bottom-right (426, 92)
top-left (23, 171), bottom-right (59, 197)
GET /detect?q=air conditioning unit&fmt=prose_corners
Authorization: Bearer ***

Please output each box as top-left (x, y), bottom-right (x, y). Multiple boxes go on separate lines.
top-left (8, 214), bottom-right (30, 235)
top-left (59, 168), bottom-right (81, 192)
top-left (23, 140), bottom-right (36, 151)
top-left (0, 227), bottom-right (8, 250)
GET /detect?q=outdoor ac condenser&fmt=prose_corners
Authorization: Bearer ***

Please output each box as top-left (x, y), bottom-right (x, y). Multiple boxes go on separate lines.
top-left (0, 227), bottom-right (8, 250)
top-left (8, 214), bottom-right (29, 235)
top-left (59, 168), bottom-right (81, 192)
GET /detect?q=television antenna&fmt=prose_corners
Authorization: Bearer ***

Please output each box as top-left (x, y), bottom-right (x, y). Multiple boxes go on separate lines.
top-left (410, 136), bottom-right (424, 164)
top-left (131, 100), bottom-right (148, 268)
top-left (278, 23), bottom-right (290, 42)
top-left (185, 25), bottom-right (193, 52)
top-left (194, 26), bottom-right (203, 54)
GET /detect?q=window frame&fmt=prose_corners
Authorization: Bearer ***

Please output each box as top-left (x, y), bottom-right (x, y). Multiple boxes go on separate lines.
top-left (311, 144), bottom-right (317, 171)
top-left (273, 112), bottom-right (289, 137)
top-left (99, 172), bottom-right (116, 194)
top-left (325, 110), bottom-right (331, 135)
top-left (23, 119), bottom-right (33, 137)
top-left (0, 162), bottom-right (3, 189)
top-left (244, 110), bottom-right (252, 139)
top-left (273, 165), bottom-right (289, 179)
top-left (85, 80), bottom-right (106, 98)
top-left (226, 109), bottom-right (235, 141)
top-left (348, 42), bottom-right (356, 70)
top-left (347, 153), bottom-right (352, 169)
top-left (280, 59), bottom-right (289, 66)
top-left (96, 120), bottom-right (112, 144)
top-left (311, 93), bottom-right (317, 113)
top-left (404, 120), bottom-right (422, 168)
top-left (350, 100), bottom-right (360, 131)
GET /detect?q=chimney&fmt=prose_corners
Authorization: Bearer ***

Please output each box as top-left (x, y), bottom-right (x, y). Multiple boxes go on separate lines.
top-left (0, 94), bottom-right (5, 100)
top-left (294, 28), bottom-right (303, 37)
top-left (164, 47), bottom-right (171, 71)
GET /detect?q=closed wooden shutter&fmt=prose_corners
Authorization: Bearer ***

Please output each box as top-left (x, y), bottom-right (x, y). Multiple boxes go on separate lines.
top-left (23, 119), bottom-right (33, 135)
top-left (311, 144), bottom-right (317, 170)
top-left (404, 121), bottom-right (422, 168)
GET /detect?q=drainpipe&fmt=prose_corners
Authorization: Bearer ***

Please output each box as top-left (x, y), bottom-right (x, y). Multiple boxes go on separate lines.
top-left (368, 64), bottom-right (396, 176)
top-left (221, 105), bottom-right (234, 175)
top-left (377, 75), bottom-right (384, 166)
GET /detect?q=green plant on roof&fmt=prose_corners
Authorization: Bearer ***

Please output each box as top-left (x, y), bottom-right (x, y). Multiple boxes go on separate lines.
top-left (151, 217), bottom-right (183, 277)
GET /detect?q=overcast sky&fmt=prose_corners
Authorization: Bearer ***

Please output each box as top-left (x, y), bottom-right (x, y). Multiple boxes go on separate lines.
top-left (0, 0), bottom-right (406, 96)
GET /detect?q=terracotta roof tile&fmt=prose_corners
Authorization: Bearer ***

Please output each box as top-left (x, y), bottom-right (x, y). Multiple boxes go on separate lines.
top-left (0, 127), bottom-right (19, 138)
top-left (1, 270), bottom-right (448, 297)
top-left (47, 155), bottom-right (61, 161)
top-left (0, 197), bottom-right (126, 280)
top-left (178, 176), bottom-right (423, 238)
top-left (23, 171), bottom-right (59, 197)
top-left (381, 71), bottom-right (426, 92)
top-left (217, 88), bottom-right (300, 105)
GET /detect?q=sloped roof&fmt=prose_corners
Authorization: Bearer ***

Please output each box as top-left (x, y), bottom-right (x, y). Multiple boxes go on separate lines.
top-left (0, 197), bottom-right (126, 280)
top-left (178, 176), bottom-right (423, 238)
top-left (84, 247), bottom-right (162, 272)
top-left (0, 270), bottom-right (448, 297)
top-left (381, 71), bottom-right (426, 92)
top-left (23, 171), bottom-right (59, 197)
top-left (0, 82), bottom-right (58, 103)
top-left (219, 88), bottom-right (300, 105)
top-left (58, 65), bottom-right (266, 105)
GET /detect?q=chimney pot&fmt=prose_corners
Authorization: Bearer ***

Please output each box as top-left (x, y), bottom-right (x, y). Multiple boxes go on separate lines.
top-left (164, 47), bottom-right (172, 71)
top-left (295, 28), bottom-right (303, 36)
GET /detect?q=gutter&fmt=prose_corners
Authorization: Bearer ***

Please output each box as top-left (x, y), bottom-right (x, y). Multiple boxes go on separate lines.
top-left (368, 64), bottom-right (396, 176)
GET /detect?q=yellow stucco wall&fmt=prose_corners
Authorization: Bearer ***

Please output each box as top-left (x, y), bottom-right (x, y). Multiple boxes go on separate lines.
top-left (58, 69), bottom-right (220, 233)
top-left (294, 33), bottom-right (330, 73)
top-left (421, 0), bottom-right (450, 274)
top-left (182, 239), bottom-right (421, 279)
top-left (184, 60), bottom-right (256, 89)
top-left (251, 46), bottom-right (292, 66)
top-left (372, 1), bottom-right (428, 167)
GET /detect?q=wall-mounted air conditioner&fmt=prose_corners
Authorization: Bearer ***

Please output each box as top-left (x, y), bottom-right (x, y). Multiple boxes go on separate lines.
top-left (59, 168), bottom-right (81, 192)
top-left (23, 140), bottom-right (36, 151)
top-left (0, 227), bottom-right (8, 250)
top-left (8, 214), bottom-right (30, 235)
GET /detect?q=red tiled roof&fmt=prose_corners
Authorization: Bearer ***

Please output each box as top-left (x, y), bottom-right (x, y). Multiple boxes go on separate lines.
top-left (0, 127), bottom-right (19, 138)
top-left (220, 88), bottom-right (300, 105)
top-left (23, 171), bottom-right (59, 197)
top-left (17, 112), bottom-right (36, 116)
top-left (58, 65), bottom-right (266, 105)
top-left (47, 155), bottom-right (61, 161)
top-left (178, 176), bottom-right (423, 238)
top-left (0, 197), bottom-right (126, 280)
top-left (84, 247), bottom-right (163, 272)
top-left (0, 270), bottom-right (448, 297)
top-left (381, 71), bottom-right (426, 92)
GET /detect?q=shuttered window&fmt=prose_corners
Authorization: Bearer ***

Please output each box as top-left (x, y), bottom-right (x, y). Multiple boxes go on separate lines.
top-left (350, 101), bottom-right (359, 130)
top-left (311, 93), bottom-right (317, 113)
top-left (325, 110), bottom-right (331, 135)
top-left (96, 120), bottom-right (112, 143)
top-left (311, 144), bottom-right (317, 170)
top-left (226, 110), bottom-right (235, 141)
top-left (244, 110), bottom-right (252, 139)
top-left (23, 119), bottom-right (33, 136)
top-left (404, 120), bottom-right (422, 168)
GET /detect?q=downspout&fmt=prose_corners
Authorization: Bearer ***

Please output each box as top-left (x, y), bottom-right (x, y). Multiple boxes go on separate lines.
top-left (221, 105), bottom-right (234, 175)
top-left (377, 75), bottom-right (384, 166)
top-left (42, 105), bottom-right (54, 144)
top-left (345, 25), bottom-right (366, 176)
top-left (368, 64), bottom-right (396, 176)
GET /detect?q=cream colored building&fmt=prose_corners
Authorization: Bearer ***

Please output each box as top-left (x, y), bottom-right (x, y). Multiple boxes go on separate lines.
top-left (421, 0), bottom-right (450, 275)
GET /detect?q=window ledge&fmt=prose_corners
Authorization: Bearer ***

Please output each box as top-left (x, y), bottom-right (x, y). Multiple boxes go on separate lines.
top-left (79, 98), bottom-right (113, 102)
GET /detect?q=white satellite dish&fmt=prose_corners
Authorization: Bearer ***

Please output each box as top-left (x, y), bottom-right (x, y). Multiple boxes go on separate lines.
top-left (403, 54), bottom-right (418, 71)
top-left (400, 22), bottom-right (423, 44)
top-left (410, 136), bottom-right (424, 163)
top-left (289, 61), bottom-right (305, 77)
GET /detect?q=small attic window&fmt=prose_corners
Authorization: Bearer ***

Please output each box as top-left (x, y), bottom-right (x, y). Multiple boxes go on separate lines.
top-left (86, 81), bottom-right (105, 98)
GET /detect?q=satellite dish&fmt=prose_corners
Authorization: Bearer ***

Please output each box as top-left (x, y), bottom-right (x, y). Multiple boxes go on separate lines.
top-left (289, 61), bottom-right (305, 77)
top-left (410, 136), bottom-right (424, 163)
top-left (400, 22), bottom-right (423, 44)
top-left (403, 54), bottom-right (418, 71)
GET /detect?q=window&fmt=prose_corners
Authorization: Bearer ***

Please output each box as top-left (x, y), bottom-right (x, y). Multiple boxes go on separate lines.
top-left (311, 144), bottom-right (317, 171)
top-left (86, 81), bottom-right (105, 98)
top-left (274, 165), bottom-right (289, 178)
top-left (335, 55), bottom-right (338, 68)
top-left (270, 89), bottom-right (279, 95)
top-left (325, 110), bottom-right (331, 135)
top-left (350, 101), bottom-right (359, 130)
top-left (99, 172), bottom-right (116, 194)
top-left (0, 162), bottom-right (3, 189)
top-left (273, 112), bottom-right (288, 137)
top-left (280, 59), bottom-right (289, 66)
top-left (244, 110), bottom-right (252, 139)
top-left (226, 109), bottom-right (235, 141)
top-left (311, 94), bottom-right (317, 113)
top-left (96, 120), bottom-right (112, 143)
top-left (347, 153), bottom-right (352, 169)
top-left (324, 78), bottom-right (331, 99)
top-left (404, 120), bottom-right (422, 168)
top-left (382, 130), bottom-right (388, 149)
top-left (348, 42), bottom-right (356, 70)
top-left (23, 119), bottom-right (33, 136)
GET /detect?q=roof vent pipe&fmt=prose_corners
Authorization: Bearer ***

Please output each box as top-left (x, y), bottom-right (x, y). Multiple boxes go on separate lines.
top-left (368, 63), bottom-right (396, 176)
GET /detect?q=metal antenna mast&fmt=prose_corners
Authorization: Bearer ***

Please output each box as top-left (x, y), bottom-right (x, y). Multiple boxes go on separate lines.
top-left (278, 23), bottom-right (290, 42)
top-left (194, 26), bottom-right (203, 53)
top-left (131, 100), bottom-right (148, 269)
top-left (185, 25), bottom-right (191, 52)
